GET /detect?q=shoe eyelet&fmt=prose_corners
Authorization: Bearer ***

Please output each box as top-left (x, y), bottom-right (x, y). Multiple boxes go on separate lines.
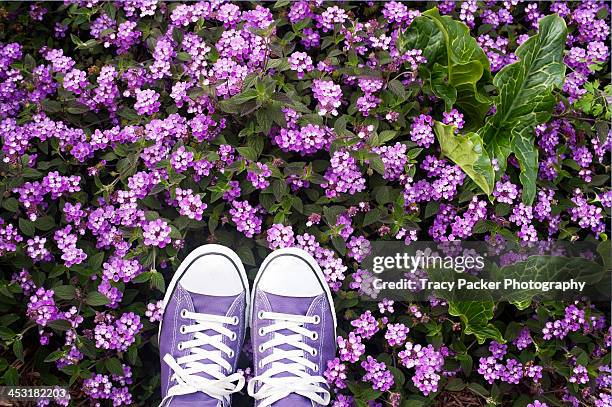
top-left (311, 332), bottom-right (318, 340)
top-left (258, 361), bottom-right (264, 369)
top-left (310, 348), bottom-right (317, 357)
top-left (228, 350), bottom-right (235, 358)
top-left (313, 365), bottom-right (319, 372)
top-left (231, 316), bottom-right (240, 326)
top-left (258, 311), bottom-right (265, 320)
top-left (230, 332), bottom-right (237, 341)
top-left (258, 344), bottom-right (265, 353)
top-left (313, 315), bottom-right (320, 325)
top-left (177, 342), bottom-right (184, 351)
top-left (179, 325), bottom-right (187, 334)
top-left (180, 309), bottom-right (188, 318)
top-left (258, 328), bottom-right (265, 336)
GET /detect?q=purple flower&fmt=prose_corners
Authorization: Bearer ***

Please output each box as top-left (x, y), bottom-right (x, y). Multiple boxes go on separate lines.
top-left (288, 51), bottom-right (314, 79)
top-left (372, 142), bottom-right (407, 180)
top-left (324, 357), bottom-right (348, 389)
top-left (337, 332), bottom-right (365, 363)
top-left (360, 356), bottom-right (394, 392)
top-left (142, 219), bottom-right (172, 248)
top-left (134, 89), bottom-right (160, 116)
top-left (312, 79), bottom-right (342, 116)
top-left (347, 235), bottom-right (371, 263)
top-left (229, 200), bottom-right (262, 238)
top-left (569, 365), bottom-right (589, 385)
top-left (174, 188), bottom-right (207, 221)
top-left (246, 162), bottom-right (272, 189)
top-left (410, 114), bottom-right (435, 147)
top-left (385, 323), bottom-right (409, 347)
top-left (323, 151), bottom-right (366, 198)
top-left (266, 224), bottom-right (295, 250)
top-left (27, 287), bottom-right (59, 326)
top-left (351, 310), bottom-right (379, 339)
top-left (145, 300), bottom-right (163, 322)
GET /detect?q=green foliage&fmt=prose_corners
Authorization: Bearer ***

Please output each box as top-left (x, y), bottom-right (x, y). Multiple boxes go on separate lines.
top-left (401, 8), bottom-right (492, 126)
top-left (480, 14), bottom-right (567, 204)
top-left (407, 14), bottom-right (568, 204)
top-left (434, 123), bottom-right (495, 195)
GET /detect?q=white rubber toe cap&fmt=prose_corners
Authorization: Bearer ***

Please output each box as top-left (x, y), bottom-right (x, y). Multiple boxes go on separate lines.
top-left (257, 250), bottom-right (325, 298)
top-left (180, 252), bottom-right (244, 296)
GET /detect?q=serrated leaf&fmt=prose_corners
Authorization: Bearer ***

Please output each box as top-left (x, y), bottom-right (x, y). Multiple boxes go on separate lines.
top-left (34, 216), bottom-right (56, 231)
top-left (237, 146), bottom-right (258, 162)
top-left (47, 319), bottom-right (72, 331)
top-left (377, 130), bottom-right (398, 145)
top-left (86, 291), bottom-right (111, 307)
top-left (105, 357), bottom-right (124, 376)
top-left (151, 272), bottom-right (166, 293)
top-left (12, 340), bottom-right (23, 362)
top-left (53, 285), bottom-right (76, 300)
top-left (2, 198), bottom-right (18, 213)
top-left (44, 350), bottom-right (66, 362)
top-left (370, 156), bottom-right (386, 176)
top-left (19, 218), bottom-right (36, 237)
top-left (387, 79), bottom-right (406, 99)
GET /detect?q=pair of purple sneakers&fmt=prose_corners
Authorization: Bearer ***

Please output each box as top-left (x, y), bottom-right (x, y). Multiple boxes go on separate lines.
top-left (158, 244), bottom-right (336, 407)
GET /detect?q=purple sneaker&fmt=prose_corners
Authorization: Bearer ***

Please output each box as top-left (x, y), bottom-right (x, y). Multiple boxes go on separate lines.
top-left (159, 244), bottom-right (249, 407)
top-left (248, 248), bottom-right (336, 407)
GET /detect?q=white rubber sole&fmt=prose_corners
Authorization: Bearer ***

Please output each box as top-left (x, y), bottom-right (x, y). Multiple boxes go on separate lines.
top-left (158, 244), bottom-right (250, 343)
top-left (251, 247), bottom-right (337, 332)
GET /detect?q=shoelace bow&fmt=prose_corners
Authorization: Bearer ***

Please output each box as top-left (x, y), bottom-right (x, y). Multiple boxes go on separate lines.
top-left (247, 311), bottom-right (330, 407)
top-left (161, 310), bottom-right (245, 406)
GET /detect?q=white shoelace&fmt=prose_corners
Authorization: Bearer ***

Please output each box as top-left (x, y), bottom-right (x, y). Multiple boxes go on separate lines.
top-left (247, 311), bottom-right (330, 407)
top-left (161, 310), bottom-right (245, 406)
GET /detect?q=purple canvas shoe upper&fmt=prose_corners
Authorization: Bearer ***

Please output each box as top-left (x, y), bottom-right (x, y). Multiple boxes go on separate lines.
top-left (159, 246), bottom-right (248, 407)
top-left (160, 287), bottom-right (246, 406)
top-left (248, 249), bottom-right (336, 407)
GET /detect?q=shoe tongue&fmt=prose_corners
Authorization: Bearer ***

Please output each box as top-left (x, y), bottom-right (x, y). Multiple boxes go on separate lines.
top-left (262, 292), bottom-right (320, 405)
top-left (176, 286), bottom-right (243, 403)
top-left (263, 292), bottom-right (317, 315)
top-left (167, 394), bottom-right (220, 407)
top-left (187, 291), bottom-right (241, 315)
top-left (269, 394), bottom-right (310, 407)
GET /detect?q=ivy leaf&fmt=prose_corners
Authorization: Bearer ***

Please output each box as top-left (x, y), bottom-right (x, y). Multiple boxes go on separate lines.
top-left (434, 123), bottom-right (494, 196)
top-left (480, 14), bottom-right (567, 204)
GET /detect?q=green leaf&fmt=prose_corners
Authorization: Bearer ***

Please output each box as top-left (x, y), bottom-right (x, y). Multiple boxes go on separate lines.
top-left (401, 8), bottom-right (492, 124)
top-left (47, 319), bottom-right (72, 331)
top-left (44, 350), bottom-right (66, 362)
top-left (448, 301), bottom-right (503, 344)
top-left (480, 14), bottom-right (567, 204)
top-left (34, 216), bottom-right (56, 231)
top-left (387, 79), bottom-right (406, 100)
top-left (53, 285), bottom-right (76, 300)
top-left (19, 218), bottom-right (36, 237)
top-left (151, 272), bottom-right (166, 293)
top-left (86, 291), bottom-right (111, 307)
top-left (13, 340), bottom-right (23, 362)
top-left (1, 197), bottom-right (19, 213)
top-left (105, 357), bottom-right (124, 376)
top-left (434, 123), bottom-right (494, 195)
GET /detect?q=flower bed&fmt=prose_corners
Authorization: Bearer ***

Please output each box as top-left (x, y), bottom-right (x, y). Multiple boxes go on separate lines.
top-left (0, 1), bottom-right (610, 406)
